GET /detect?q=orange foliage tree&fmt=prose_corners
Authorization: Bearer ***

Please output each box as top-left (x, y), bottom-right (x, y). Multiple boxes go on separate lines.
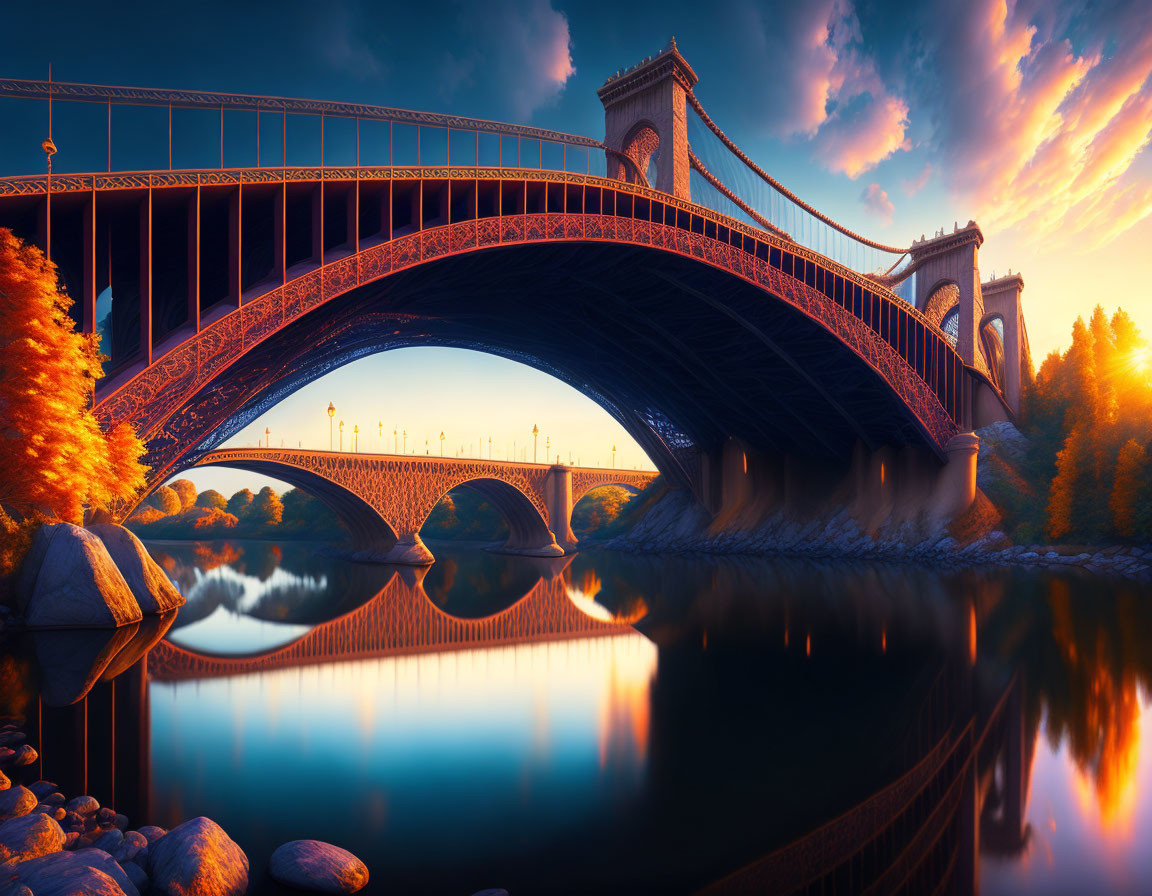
top-left (1028, 305), bottom-right (1152, 542)
top-left (0, 228), bottom-right (147, 575)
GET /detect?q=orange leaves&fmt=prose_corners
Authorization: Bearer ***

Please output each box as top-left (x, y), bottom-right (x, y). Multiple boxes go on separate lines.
top-left (0, 228), bottom-right (148, 573)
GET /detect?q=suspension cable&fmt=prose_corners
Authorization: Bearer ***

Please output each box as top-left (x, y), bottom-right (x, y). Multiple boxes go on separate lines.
top-left (685, 91), bottom-right (910, 255)
top-left (688, 150), bottom-right (791, 240)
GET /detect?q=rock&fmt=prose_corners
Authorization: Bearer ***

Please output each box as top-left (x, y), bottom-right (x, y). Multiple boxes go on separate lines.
top-left (0, 732), bottom-right (25, 748)
top-left (87, 524), bottom-right (186, 614)
top-left (0, 812), bottom-right (66, 865)
top-left (32, 626), bottom-right (139, 706)
top-left (114, 831), bottom-right (147, 863)
top-left (27, 782), bottom-right (57, 800)
top-left (62, 831), bottom-right (79, 849)
top-left (121, 857), bottom-right (149, 892)
top-left (269, 840), bottom-right (369, 894)
top-left (147, 816), bottom-right (248, 896)
top-left (17, 523), bottom-right (142, 628)
top-left (0, 787), bottom-right (36, 822)
top-left (96, 807), bottom-right (117, 825)
top-left (136, 825), bottom-right (166, 843)
top-left (4, 847), bottom-right (139, 896)
top-left (65, 796), bottom-right (99, 817)
top-left (0, 770), bottom-right (8, 791)
top-left (10, 746), bottom-right (36, 767)
top-left (113, 814), bottom-right (129, 831)
top-left (92, 828), bottom-right (123, 853)
top-left (61, 811), bottom-right (83, 831)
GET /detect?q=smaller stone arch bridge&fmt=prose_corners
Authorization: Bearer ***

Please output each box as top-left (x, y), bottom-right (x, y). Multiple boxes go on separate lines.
top-left (189, 447), bottom-right (657, 564)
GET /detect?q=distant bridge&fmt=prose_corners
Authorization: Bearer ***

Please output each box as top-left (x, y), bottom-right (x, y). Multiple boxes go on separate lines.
top-left (191, 447), bottom-right (657, 562)
top-left (148, 564), bottom-right (634, 680)
top-left (0, 40), bottom-right (1028, 526)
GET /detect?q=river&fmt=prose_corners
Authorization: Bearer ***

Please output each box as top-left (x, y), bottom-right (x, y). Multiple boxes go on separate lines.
top-left (4, 539), bottom-right (1151, 894)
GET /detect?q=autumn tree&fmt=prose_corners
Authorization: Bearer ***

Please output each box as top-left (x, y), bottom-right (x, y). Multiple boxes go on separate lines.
top-left (249, 486), bottom-right (284, 526)
top-left (169, 479), bottom-right (198, 510)
top-left (0, 228), bottom-right (147, 573)
top-left (1110, 440), bottom-right (1147, 539)
top-left (195, 489), bottom-right (228, 511)
top-left (227, 489), bottom-right (254, 519)
top-left (149, 486), bottom-right (182, 516)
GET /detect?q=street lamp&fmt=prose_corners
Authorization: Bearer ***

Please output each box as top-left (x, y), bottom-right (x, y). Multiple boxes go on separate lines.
top-left (403, 429), bottom-right (407, 453)
top-left (545, 435), bottom-right (550, 463)
top-left (425, 439), bottom-right (429, 455)
top-left (394, 426), bottom-right (398, 454)
top-left (328, 402), bottom-right (336, 450)
top-left (612, 444), bottom-right (617, 467)
top-left (488, 436), bottom-right (492, 459)
top-left (533, 424), bottom-right (539, 463)
top-left (439, 431), bottom-right (445, 456)
top-left (353, 424), bottom-right (359, 452)
top-left (378, 421), bottom-right (383, 449)
top-left (265, 426), bottom-right (270, 448)
top-left (339, 420), bottom-right (344, 452)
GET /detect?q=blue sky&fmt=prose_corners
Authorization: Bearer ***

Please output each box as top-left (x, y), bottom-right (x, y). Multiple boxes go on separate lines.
top-left (5, 0), bottom-right (1151, 494)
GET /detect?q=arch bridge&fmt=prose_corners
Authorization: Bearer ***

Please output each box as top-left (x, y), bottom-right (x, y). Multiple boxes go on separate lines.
top-left (192, 447), bottom-right (657, 563)
top-left (0, 40), bottom-right (1029, 529)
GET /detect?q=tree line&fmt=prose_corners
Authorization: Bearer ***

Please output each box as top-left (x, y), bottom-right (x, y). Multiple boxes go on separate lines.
top-left (993, 305), bottom-right (1152, 544)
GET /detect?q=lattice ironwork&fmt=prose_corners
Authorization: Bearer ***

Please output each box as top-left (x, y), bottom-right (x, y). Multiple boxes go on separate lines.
top-left (147, 571), bottom-right (635, 681)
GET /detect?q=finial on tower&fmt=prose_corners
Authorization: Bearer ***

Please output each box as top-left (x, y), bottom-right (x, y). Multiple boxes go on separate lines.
top-left (667, 36), bottom-right (678, 51)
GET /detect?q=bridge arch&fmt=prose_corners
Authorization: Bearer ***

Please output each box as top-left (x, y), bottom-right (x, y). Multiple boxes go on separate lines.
top-left (419, 476), bottom-right (561, 557)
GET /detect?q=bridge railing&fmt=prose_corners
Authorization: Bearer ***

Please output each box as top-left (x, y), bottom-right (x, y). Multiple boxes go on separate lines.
top-left (0, 77), bottom-right (609, 180)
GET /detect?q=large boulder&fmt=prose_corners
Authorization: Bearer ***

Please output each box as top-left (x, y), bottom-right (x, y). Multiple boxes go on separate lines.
top-left (269, 840), bottom-right (369, 894)
top-left (31, 625), bottom-right (139, 706)
top-left (0, 787), bottom-right (35, 822)
top-left (87, 525), bottom-right (185, 614)
top-left (0, 813), bottom-right (66, 865)
top-left (18, 523), bottom-right (142, 628)
top-left (147, 817), bottom-right (247, 896)
top-left (4, 847), bottom-right (139, 896)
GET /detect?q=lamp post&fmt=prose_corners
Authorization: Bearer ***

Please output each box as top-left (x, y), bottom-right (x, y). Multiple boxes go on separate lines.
top-left (378, 421), bottom-right (382, 450)
top-left (545, 435), bottom-right (550, 464)
top-left (339, 420), bottom-right (344, 452)
top-left (403, 429), bottom-right (407, 453)
top-left (328, 402), bottom-right (335, 450)
top-left (612, 444), bottom-right (617, 467)
top-left (394, 426), bottom-right (398, 454)
top-left (439, 431), bottom-right (445, 456)
top-left (532, 424), bottom-right (539, 463)
top-left (265, 427), bottom-right (270, 448)
top-left (353, 425), bottom-right (359, 452)
top-left (425, 439), bottom-right (429, 455)
top-left (488, 436), bottom-right (492, 459)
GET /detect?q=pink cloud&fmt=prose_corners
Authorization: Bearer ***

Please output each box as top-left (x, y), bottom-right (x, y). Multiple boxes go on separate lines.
top-left (902, 163), bottom-right (932, 196)
top-left (918, 0), bottom-right (1152, 246)
top-left (816, 93), bottom-right (911, 178)
top-left (860, 183), bottom-right (895, 225)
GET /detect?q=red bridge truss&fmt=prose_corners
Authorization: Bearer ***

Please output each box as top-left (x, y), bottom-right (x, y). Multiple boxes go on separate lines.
top-left (148, 568), bottom-right (636, 682)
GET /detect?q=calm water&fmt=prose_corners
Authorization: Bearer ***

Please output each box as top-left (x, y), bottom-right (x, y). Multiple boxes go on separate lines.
top-left (5, 539), bottom-right (1152, 894)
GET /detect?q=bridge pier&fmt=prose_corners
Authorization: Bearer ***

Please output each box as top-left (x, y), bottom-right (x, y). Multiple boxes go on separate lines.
top-left (381, 531), bottom-right (436, 566)
top-left (544, 466), bottom-right (579, 553)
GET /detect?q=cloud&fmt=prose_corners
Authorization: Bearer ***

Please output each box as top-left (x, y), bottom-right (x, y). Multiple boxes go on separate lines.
top-left (860, 183), bottom-right (895, 225)
top-left (910, 0), bottom-right (1152, 247)
top-left (902, 163), bottom-right (932, 196)
top-left (716, 0), bottom-right (910, 177)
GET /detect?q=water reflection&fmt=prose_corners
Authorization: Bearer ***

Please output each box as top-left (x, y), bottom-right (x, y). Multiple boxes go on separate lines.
top-left (4, 542), bottom-right (1152, 893)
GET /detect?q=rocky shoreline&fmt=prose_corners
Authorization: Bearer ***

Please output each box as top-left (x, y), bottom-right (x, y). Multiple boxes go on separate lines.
top-left (601, 488), bottom-right (1152, 582)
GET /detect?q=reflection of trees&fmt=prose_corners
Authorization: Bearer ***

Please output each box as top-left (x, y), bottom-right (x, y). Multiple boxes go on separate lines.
top-left (422, 548), bottom-right (542, 618)
top-left (984, 572), bottom-right (1152, 830)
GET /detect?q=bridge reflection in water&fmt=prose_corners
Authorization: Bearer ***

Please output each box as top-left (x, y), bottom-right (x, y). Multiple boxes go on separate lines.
top-left (9, 546), bottom-right (1072, 894)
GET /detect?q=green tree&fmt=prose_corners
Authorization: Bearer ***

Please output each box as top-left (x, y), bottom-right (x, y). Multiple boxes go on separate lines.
top-left (1111, 440), bottom-right (1148, 539)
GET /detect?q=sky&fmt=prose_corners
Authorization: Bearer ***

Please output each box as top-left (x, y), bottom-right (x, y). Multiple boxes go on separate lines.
top-left (4, 0), bottom-right (1151, 493)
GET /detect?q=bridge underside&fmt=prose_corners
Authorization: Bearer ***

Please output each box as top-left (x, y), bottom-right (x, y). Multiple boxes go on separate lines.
top-left (159, 242), bottom-right (944, 504)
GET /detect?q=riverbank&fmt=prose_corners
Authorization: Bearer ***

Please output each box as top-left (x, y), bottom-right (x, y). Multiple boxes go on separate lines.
top-left (601, 488), bottom-right (1152, 582)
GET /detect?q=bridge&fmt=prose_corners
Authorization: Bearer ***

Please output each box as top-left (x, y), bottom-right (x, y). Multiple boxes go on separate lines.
top-left (148, 560), bottom-right (636, 680)
top-left (0, 40), bottom-right (1029, 530)
top-left (191, 447), bottom-right (658, 562)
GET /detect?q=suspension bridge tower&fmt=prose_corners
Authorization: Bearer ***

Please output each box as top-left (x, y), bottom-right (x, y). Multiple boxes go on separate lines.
top-left (598, 38), bottom-right (697, 200)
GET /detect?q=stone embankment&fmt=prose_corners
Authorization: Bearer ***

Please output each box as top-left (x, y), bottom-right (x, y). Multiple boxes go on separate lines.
top-left (603, 487), bottom-right (1152, 581)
